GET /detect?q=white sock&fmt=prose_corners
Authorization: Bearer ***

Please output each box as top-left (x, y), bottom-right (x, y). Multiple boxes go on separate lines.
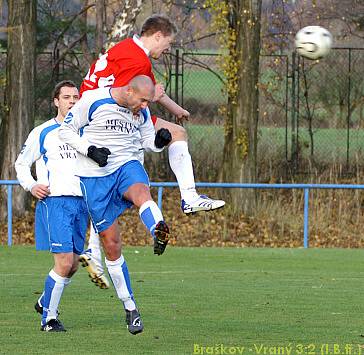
top-left (168, 141), bottom-right (199, 202)
top-left (139, 200), bottom-right (163, 237)
top-left (43, 270), bottom-right (70, 323)
top-left (105, 255), bottom-right (136, 311)
top-left (87, 226), bottom-right (103, 273)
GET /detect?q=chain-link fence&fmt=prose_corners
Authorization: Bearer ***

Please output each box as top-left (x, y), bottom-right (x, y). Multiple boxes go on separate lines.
top-left (164, 48), bottom-right (364, 180)
top-left (0, 48), bottom-right (363, 181)
top-left (33, 51), bottom-right (87, 123)
top-left (290, 48), bottom-right (364, 175)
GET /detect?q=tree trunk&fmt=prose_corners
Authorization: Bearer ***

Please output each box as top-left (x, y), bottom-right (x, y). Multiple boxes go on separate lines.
top-left (221, 0), bottom-right (262, 214)
top-left (105, 0), bottom-right (144, 49)
top-left (0, 0), bottom-right (36, 217)
top-left (95, 0), bottom-right (105, 55)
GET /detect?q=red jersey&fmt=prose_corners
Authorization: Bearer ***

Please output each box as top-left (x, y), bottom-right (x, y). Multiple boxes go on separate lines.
top-left (80, 37), bottom-right (156, 95)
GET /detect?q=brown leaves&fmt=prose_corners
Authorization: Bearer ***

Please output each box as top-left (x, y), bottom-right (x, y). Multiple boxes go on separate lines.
top-left (3, 188), bottom-right (364, 248)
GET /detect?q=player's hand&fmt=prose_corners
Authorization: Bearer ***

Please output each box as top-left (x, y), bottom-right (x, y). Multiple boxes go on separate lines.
top-left (31, 184), bottom-right (50, 199)
top-left (153, 83), bottom-right (166, 102)
top-left (155, 128), bottom-right (172, 149)
top-left (87, 145), bottom-right (111, 167)
top-left (175, 108), bottom-right (190, 125)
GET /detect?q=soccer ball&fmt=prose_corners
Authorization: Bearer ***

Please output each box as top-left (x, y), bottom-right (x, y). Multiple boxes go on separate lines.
top-left (295, 26), bottom-right (333, 60)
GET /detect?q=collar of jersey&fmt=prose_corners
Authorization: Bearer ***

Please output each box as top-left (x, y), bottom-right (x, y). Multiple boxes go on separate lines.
top-left (133, 34), bottom-right (150, 56)
top-left (53, 118), bottom-right (61, 126)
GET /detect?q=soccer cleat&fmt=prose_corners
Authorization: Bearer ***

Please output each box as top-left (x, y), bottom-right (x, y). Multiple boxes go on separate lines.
top-left (41, 319), bottom-right (66, 332)
top-left (125, 309), bottom-right (144, 335)
top-left (79, 250), bottom-right (110, 289)
top-left (181, 195), bottom-right (225, 214)
top-left (153, 221), bottom-right (170, 255)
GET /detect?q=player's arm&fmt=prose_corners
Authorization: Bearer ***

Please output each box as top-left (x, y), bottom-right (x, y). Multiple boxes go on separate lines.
top-left (139, 108), bottom-right (171, 152)
top-left (157, 94), bottom-right (190, 124)
top-left (144, 64), bottom-right (190, 124)
top-left (58, 100), bottom-right (91, 156)
top-left (58, 98), bottom-right (110, 167)
top-left (14, 129), bottom-right (50, 198)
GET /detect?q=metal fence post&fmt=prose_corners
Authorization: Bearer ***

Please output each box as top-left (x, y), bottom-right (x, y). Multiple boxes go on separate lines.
top-left (175, 48), bottom-right (179, 106)
top-left (346, 48), bottom-right (352, 170)
top-left (157, 187), bottom-right (164, 211)
top-left (290, 51), bottom-right (298, 172)
top-left (303, 188), bottom-right (309, 248)
top-left (7, 185), bottom-right (13, 246)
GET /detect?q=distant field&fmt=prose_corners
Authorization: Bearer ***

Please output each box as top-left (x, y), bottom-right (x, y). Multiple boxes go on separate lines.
top-left (155, 68), bottom-right (225, 104)
top-left (1, 246), bottom-right (364, 354)
top-left (185, 124), bottom-right (364, 163)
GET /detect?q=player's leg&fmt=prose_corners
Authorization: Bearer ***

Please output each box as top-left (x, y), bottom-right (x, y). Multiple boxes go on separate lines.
top-left (86, 225), bottom-right (104, 271)
top-left (40, 252), bottom-right (73, 332)
top-left (99, 222), bottom-right (143, 335)
top-left (123, 182), bottom-right (169, 255)
top-left (36, 196), bottom-right (88, 332)
top-left (154, 117), bottom-right (225, 214)
top-left (79, 225), bottom-right (109, 289)
top-left (120, 160), bottom-right (169, 255)
top-left (80, 171), bottom-right (143, 334)
top-left (33, 198), bottom-right (68, 331)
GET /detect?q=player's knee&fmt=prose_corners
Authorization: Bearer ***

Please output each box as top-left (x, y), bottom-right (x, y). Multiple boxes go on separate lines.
top-left (169, 124), bottom-right (187, 142)
top-left (68, 261), bottom-right (79, 277)
top-left (124, 183), bottom-right (151, 207)
top-left (100, 231), bottom-right (121, 259)
top-left (57, 258), bottom-right (74, 276)
top-left (134, 186), bottom-right (152, 206)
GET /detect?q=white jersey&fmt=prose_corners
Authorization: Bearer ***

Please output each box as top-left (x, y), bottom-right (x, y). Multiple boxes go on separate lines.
top-left (58, 87), bottom-right (162, 177)
top-left (15, 119), bottom-right (82, 196)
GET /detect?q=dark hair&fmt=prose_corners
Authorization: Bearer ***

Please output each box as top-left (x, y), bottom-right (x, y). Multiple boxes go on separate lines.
top-left (52, 80), bottom-right (77, 100)
top-left (140, 14), bottom-right (177, 37)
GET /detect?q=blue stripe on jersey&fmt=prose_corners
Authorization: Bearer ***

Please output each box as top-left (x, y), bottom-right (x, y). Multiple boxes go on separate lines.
top-left (141, 108), bottom-right (149, 124)
top-left (88, 98), bottom-right (117, 122)
top-left (39, 123), bottom-right (60, 155)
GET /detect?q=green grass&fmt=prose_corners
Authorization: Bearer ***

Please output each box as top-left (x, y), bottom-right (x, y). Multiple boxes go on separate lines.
top-left (155, 69), bottom-right (225, 104)
top-left (185, 124), bottom-right (364, 164)
top-left (1, 246), bottom-right (364, 354)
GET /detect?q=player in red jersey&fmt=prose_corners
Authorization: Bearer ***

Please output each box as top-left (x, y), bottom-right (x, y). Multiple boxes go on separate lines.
top-left (81, 14), bottom-right (225, 214)
top-left (79, 15), bottom-right (225, 283)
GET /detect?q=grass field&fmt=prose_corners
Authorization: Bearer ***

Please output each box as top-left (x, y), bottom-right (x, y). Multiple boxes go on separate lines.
top-left (185, 124), bottom-right (364, 164)
top-left (1, 246), bottom-right (364, 354)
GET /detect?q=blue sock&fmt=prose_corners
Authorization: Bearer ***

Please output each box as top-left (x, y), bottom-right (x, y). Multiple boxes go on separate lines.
top-left (139, 201), bottom-right (163, 237)
top-left (41, 270), bottom-right (70, 325)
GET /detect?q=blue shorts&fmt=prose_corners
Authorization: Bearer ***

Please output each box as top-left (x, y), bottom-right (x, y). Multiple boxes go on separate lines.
top-left (35, 196), bottom-right (88, 254)
top-left (80, 160), bottom-right (149, 233)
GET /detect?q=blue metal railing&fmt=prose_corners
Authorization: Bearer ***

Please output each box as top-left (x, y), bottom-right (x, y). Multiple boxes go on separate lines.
top-left (2, 180), bottom-right (364, 248)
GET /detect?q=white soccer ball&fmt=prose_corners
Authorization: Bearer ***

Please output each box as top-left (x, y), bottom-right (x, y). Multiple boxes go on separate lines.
top-left (295, 26), bottom-right (333, 60)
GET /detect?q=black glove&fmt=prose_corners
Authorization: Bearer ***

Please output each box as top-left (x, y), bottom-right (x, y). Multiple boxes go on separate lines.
top-left (87, 146), bottom-right (111, 167)
top-left (154, 128), bottom-right (172, 149)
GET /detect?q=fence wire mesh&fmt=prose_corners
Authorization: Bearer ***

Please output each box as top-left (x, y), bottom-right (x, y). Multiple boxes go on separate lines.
top-left (292, 48), bottom-right (364, 174)
top-left (0, 48), bottom-right (363, 181)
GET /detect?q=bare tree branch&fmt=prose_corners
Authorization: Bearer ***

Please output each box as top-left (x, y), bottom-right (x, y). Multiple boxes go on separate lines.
top-left (52, 3), bottom-right (94, 61)
top-left (181, 32), bottom-right (219, 46)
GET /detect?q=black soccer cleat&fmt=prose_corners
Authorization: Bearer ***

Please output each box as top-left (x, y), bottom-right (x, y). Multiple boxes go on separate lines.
top-left (153, 221), bottom-right (170, 255)
top-left (125, 309), bottom-right (144, 335)
top-left (41, 319), bottom-right (66, 332)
